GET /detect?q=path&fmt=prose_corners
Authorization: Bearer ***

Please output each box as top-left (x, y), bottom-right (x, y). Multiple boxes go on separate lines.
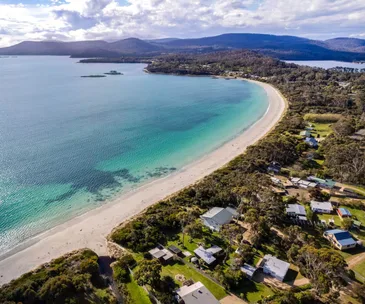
top-left (220, 295), bottom-right (248, 304)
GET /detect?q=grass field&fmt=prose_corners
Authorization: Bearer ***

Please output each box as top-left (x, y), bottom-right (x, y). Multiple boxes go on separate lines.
top-left (161, 261), bottom-right (227, 300)
top-left (311, 122), bottom-right (332, 137)
top-left (233, 280), bottom-right (274, 303)
top-left (126, 276), bottom-right (152, 304)
top-left (317, 213), bottom-right (342, 226)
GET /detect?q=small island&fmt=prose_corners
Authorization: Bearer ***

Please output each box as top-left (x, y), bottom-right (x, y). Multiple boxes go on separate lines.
top-left (104, 70), bottom-right (123, 75)
top-left (81, 75), bottom-right (106, 78)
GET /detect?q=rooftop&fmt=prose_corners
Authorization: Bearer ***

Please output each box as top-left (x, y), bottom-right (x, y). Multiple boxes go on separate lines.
top-left (310, 201), bottom-right (333, 211)
top-left (241, 263), bottom-right (257, 278)
top-left (194, 246), bottom-right (222, 265)
top-left (176, 281), bottom-right (219, 304)
top-left (324, 229), bottom-right (356, 246)
top-left (338, 208), bottom-right (352, 217)
top-left (262, 254), bottom-right (290, 279)
top-left (286, 204), bottom-right (306, 216)
top-left (201, 207), bottom-right (237, 225)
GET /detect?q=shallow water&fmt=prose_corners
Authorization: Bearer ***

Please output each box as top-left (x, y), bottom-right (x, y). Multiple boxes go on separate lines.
top-left (0, 56), bottom-right (268, 253)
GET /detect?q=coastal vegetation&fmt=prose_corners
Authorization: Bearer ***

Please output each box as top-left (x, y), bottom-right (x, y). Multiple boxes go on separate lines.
top-left (0, 249), bottom-right (116, 304)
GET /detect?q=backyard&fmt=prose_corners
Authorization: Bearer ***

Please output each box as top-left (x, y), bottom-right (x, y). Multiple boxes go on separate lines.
top-left (161, 261), bottom-right (227, 300)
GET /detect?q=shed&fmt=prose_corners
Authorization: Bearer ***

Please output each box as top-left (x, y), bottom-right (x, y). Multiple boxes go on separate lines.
top-left (337, 208), bottom-right (352, 218)
top-left (240, 264), bottom-right (257, 279)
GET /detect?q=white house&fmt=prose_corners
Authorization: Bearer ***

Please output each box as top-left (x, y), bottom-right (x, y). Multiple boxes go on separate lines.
top-left (286, 204), bottom-right (306, 217)
top-left (310, 201), bottom-right (333, 214)
top-left (194, 245), bottom-right (223, 265)
top-left (323, 229), bottom-right (357, 251)
top-left (200, 207), bottom-right (238, 231)
top-left (176, 281), bottom-right (219, 304)
top-left (261, 254), bottom-right (290, 282)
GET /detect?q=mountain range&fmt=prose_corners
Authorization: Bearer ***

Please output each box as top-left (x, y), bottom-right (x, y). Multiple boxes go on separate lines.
top-left (1, 33), bottom-right (365, 61)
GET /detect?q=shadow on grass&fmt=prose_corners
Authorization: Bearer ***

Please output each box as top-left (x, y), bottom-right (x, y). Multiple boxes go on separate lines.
top-left (284, 268), bottom-right (299, 283)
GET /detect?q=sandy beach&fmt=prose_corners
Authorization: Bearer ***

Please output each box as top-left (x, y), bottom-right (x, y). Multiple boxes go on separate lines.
top-left (0, 79), bottom-right (286, 286)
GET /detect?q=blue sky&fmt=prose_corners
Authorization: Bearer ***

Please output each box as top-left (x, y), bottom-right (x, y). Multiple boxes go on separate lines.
top-left (0, 0), bottom-right (364, 47)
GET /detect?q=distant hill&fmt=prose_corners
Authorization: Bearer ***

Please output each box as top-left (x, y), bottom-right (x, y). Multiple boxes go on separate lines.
top-left (1, 33), bottom-right (365, 61)
top-left (325, 38), bottom-right (365, 53)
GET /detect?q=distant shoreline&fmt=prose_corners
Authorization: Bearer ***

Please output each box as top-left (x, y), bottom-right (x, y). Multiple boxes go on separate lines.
top-left (0, 77), bottom-right (287, 286)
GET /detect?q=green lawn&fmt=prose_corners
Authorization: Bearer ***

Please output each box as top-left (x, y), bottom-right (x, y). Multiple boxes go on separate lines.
top-left (161, 262), bottom-right (227, 300)
top-left (317, 213), bottom-right (342, 226)
top-left (126, 276), bottom-right (152, 304)
top-left (233, 280), bottom-right (274, 303)
top-left (353, 261), bottom-right (365, 278)
top-left (311, 122), bottom-right (332, 137)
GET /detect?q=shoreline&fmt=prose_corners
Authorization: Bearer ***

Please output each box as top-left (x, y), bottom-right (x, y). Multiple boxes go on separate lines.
top-left (0, 79), bottom-right (287, 286)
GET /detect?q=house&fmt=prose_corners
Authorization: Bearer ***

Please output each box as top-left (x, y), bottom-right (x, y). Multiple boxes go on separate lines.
top-left (300, 130), bottom-right (311, 137)
top-left (286, 204), bottom-right (306, 217)
top-left (337, 208), bottom-right (352, 218)
top-left (176, 281), bottom-right (219, 304)
top-left (310, 201), bottom-right (333, 214)
top-left (194, 245), bottom-right (223, 266)
top-left (353, 220), bottom-right (362, 229)
top-left (305, 137), bottom-right (318, 148)
top-left (149, 246), bottom-right (174, 262)
top-left (200, 207), bottom-right (238, 231)
top-left (240, 263), bottom-right (258, 279)
top-left (168, 245), bottom-right (183, 256)
top-left (260, 254), bottom-right (290, 282)
top-left (323, 229), bottom-right (357, 250)
top-left (267, 161), bottom-right (281, 174)
top-left (308, 176), bottom-right (336, 189)
top-left (297, 180), bottom-right (317, 189)
top-left (290, 177), bottom-right (316, 189)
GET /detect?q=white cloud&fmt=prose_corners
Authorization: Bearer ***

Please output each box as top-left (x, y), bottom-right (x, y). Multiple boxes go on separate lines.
top-left (0, 0), bottom-right (364, 47)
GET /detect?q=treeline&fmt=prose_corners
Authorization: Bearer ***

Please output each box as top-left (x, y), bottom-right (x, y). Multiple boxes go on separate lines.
top-left (0, 249), bottom-right (116, 304)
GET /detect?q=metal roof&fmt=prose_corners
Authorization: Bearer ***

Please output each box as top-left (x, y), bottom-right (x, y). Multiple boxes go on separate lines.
top-left (338, 208), bottom-right (352, 217)
top-left (241, 264), bottom-right (257, 278)
top-left (262, 255), bottom-right (290, 279)
top-left (286, 204), bottom-right (306, 216)
top-left (201, 207), bottom-right (237, 225)
top-left (310, 201), bottom-right (333, 211)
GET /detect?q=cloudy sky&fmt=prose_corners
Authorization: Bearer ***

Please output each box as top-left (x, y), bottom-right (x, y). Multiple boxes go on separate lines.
top-left (0, 0), bottom-right (364, 47)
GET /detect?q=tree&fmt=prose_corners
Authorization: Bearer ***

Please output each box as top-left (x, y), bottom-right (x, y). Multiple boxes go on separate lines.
top-left (332, 118), bottom-right (355, 137)
top-left (295, 245), bottom-right (347, 292)
top-left (341, 218), bottom-right (352, 230)
top-left (134, 260), bottom-right (162, 289)
top-left (39, 275), bottom-right (76, 304)
top-left (223, 268), bottom-right (246, 289)
top-left (184, 221), bottom-right (204, 239)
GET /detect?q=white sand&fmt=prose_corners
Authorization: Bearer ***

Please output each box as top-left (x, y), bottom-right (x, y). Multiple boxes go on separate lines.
top-left (0, 80), bottom-right (286, 285)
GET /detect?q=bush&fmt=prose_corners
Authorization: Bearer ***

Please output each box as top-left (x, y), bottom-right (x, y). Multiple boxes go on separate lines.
top-left (304, 113), bottom-right (342, 123)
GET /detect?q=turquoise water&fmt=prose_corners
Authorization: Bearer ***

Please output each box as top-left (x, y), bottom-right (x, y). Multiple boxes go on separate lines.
top-left (0, 56), bottom-right (268, 254)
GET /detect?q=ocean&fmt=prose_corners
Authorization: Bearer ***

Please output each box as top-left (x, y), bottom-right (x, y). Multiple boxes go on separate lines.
top-left (0, 56), bottom-right (268, 254)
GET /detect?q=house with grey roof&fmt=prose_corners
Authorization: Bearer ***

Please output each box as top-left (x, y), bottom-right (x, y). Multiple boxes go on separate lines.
top-left (260, 255), bottom-right (290, 282)
top-left (149, 246), bottom-right (173, 263)
top-left (305, 137), bottom-right (318, 148)
top-left (240, 263), bottom-right (258, 279)
top-left (323, 229), bottom-right (357, 250)
top-left (200, 207), bottom-right (238, 231)
top-left (286, 204), bottom-right (306, 217)
top-left (310, 201), bottom-right (333, 214)
top-left (194, 245), bottom-right (223, 266)
top-left (176, 281), bottom-right (219, 304)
